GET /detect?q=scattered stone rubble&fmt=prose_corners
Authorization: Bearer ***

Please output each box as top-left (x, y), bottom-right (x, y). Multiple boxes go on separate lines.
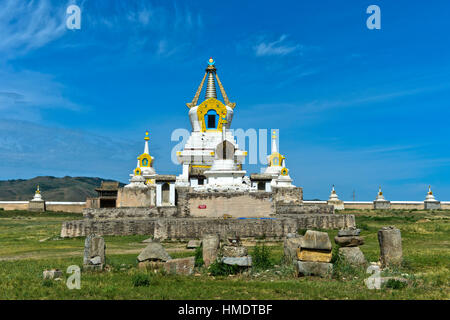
top-left (83, 235), bottom-right (106, 271)
top-left (220, 235), bottom-right (252, 267)
top-left (335, 227), bottom-right (367, 267)
top-left (137, 241), bottom-right (195, 275)
top-left (283, 230), bottom-right (333, 278)
top-left (186, 240), bottom-right (201, 249)
top-left (43, 269), bottom-right (63, 280)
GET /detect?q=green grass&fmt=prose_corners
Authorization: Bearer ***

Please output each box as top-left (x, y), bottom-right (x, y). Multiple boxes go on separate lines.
top-left (0, 209), bottom-right (449, 299)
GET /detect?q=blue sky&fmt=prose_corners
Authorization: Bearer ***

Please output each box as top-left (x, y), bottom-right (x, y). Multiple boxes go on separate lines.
top-left (0, 0), bottom-right (449, 200)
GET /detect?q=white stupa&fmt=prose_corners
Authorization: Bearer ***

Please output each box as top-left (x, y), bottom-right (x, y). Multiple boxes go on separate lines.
top-left (176, 58), bottom-right (247, 187)
top-left (31, 185), bottom-right (44, 202)
top-left (424, 185), bottom-right (440, 210)
top-left (425, 185), bottom-right (438, 202)
top-left (327, 185), bottom-right (344, 210)
top-left (375, 186), bottom-right (385, 201)
top-left (264, 130), bottom-right (294, 188)
top-left (126, 131), bottom-right (156, 187)
top-left (328, 185), bottom-right (340, 201)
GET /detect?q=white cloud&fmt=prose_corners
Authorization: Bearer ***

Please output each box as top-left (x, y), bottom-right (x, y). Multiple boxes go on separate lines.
top-left (0, 0), bottom-right (66, 59)
top-left (254, 34), bottom-right (301, 57)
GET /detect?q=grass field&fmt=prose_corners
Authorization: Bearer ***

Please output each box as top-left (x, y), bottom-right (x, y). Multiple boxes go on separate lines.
top-left (0, 209), bottom-right (448, 299)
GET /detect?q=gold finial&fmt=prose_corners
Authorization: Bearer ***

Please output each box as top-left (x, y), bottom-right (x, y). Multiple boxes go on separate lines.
top-left (428, 185), bottom-right (433, 195)
top-left (36, 185), bottom-right (40, 194)
top-left (144, 131), bottom-right (150, 141)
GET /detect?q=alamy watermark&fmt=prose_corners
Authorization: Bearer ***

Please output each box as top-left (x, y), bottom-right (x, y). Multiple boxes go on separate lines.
top-left (66, 4), bottom-right (81, 30)
top-left (170, 128), bottom-right (279, 166)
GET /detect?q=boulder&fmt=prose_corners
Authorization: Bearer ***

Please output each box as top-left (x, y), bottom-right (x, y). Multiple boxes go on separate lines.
top-left (138, 261), bottom-right (165, 270)
top-left (221, 256), bottom-right (252, 267)
top-left (186, 240), bottom-right (201, 249)
top-left (43, 269), bottom-right (63, 280)
top-left (222, 245), bottom-right (248, 257)
top-left (300, 230), bottom-right (332, 251)
top-left (164, 257), bottom-right (195, 275)
top-left (296, 261), bottom-right (333, 278)
top-left (297, 249), bottom-right (332, 263)
top-left (89, 256), bottom-right (102, 265)
top-left (338, 247), bottom-right (367, 267)
top-left (334, 236), bottom-right (365, 247)
top-left (286, 233), bottom-right (299, 239)
top-left (137, 242), bottom-right (172, 262)
top-left (378, 226), bottom-right (403, 267)
top-left (283, 237), bottom-right (302, 263)
top-left (202, 234), bottom-right (220, 267)
top-left (337, 228), bottom-right (361, 237)
top-left (83, 235), bottom-right (105, 269)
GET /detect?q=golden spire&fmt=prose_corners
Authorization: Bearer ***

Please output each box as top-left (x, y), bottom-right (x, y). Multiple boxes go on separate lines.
top-left (36, 185), bottom-right (40, 194)
top-left (186, 72), bottom-right (207, 109)
top-left (144, 131), bottom-right (150, 141)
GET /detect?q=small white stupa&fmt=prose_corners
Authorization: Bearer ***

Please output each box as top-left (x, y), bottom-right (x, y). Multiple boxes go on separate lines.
top-left (424, 185), bottom-right (440, 210)
top-left (126, 131), bottom-right (156, 187)
top-left (425, 185), bottom-right (437, 202)
top-left (327, 185), bottom-right (344, 210)
top-left (373, 186), bottom-right (390, 209)
top-left (265, 130), bottom-right (294, 188)
top-left (31, 185), bottom-right (44, 202)
top-left (328, 185), bottom-right (340, 201)
top-left (375, 186), bottom-right (388, 201)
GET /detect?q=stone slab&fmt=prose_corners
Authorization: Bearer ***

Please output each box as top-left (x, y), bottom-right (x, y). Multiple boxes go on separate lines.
top-left (337, 228), bottom-right (361, 237)
top-left (202, 234), bottom-right (220, 267)
top-left (221, 256), bottom-right (252, 267)
top-left (137, 242), bottom-right (172, 262)
top-left (163, 257), bottom-right (195, 275)
top-left (334, 236), bottom-right (364, 247)
top-left (378, 226), bottom-right (403, 267)
top-left (186, 240), bottom-right (201, 249)
top-left (300, 230), bottom-right (332, 251)
top-left (297, 249), bottom-right (332, 263)
top-left (222, 245), bottom-right (248, 257)
top-left (296, 261), bottom-right (333, 278)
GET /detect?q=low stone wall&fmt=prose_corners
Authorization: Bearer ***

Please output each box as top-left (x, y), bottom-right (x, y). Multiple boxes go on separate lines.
top-left (342, 202), bottom-right (373, 210)
top-left (0, 201), bottom-right (85, 213)
top-left (83, 207), bottom-right (178, 219)
top-left (442, 202), bottom-right (450, 210)
top-left (60, 214), bottom-right (355, 238)
top-left (0, 201), bottom-right (28, 211)
top-left (46, 202), bottom-right (86, 213)
top-left (276, 203), bottom-right (334, 215)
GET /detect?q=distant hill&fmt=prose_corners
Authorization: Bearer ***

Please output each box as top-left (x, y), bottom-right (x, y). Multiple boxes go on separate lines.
top-left (0, 176), bottom-right (125, 202)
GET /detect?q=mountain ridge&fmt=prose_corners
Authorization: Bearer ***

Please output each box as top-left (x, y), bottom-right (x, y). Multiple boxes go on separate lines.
top-left (0, 176), bottom-right (125, 202)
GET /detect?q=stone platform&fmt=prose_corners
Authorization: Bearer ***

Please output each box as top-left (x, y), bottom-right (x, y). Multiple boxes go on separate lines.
top-left (60, 214), bottom-right (355, 239)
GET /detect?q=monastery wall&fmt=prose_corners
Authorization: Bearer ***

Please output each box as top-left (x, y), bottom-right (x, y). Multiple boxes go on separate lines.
top-left (0, 201), bottom-right (28, 211)
top-left (184, 192), bottom-right (274, 218)
top-left (0, 201), bottom-right (85, 213)
top-left (60, 214), bottom-right (356, 238)
top-left (277, 203), bottom-right (334, 215)
top-left (46, 202), bottom-right (86, 213)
